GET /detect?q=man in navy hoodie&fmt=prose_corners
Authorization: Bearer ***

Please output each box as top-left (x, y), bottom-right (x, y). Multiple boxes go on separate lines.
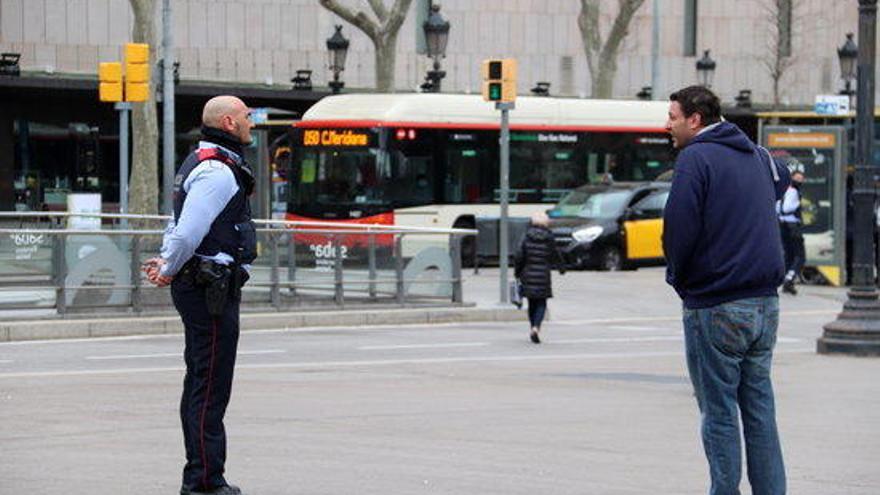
top-left (663, 86), bottom-right (790, 495)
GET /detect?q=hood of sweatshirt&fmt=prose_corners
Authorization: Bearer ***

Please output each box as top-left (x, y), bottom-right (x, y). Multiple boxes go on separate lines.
top-left (687, 121), bottom-right (755, 154)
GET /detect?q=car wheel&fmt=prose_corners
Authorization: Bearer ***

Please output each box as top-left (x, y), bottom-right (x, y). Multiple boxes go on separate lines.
top-left (600, 247), bottom-right (624, 271)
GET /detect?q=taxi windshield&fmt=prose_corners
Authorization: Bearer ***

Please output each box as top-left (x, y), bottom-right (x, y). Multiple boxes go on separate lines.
top-left (548, 190), bottom-right (631, 219)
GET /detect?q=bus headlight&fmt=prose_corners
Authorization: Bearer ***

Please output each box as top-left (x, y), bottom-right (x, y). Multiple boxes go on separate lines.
top-left (572, 225), bottom-right (603, 243)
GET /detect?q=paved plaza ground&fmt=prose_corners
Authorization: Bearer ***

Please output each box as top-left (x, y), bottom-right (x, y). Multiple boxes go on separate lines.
top-left (1, 268), bottom-right (878, 494)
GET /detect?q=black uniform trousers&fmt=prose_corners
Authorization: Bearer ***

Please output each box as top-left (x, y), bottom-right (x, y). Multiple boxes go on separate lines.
top-left (780, 221), bottom-right (805, 277)
top-left (171, 273), bottom-right (240, 492)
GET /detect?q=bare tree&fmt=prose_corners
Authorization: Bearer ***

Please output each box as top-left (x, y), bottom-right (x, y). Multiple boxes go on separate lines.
top-left (578, 0), bottom-right (647, 99)
top-left (318, 0), bottom-right (414, 92)
top-left (128, 0), bottom-right (160, 216)
top-left (761, 0), bottom-right (796, 108)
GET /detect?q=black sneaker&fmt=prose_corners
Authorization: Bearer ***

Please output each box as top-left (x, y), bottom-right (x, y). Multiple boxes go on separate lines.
top-left (782, 280), bottom-right (797, 295)
top-left (181, 485), bottom-right (242, 495)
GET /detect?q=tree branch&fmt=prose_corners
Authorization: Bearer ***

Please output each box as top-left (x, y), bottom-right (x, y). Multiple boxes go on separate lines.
top-left (368, 0), bottom-right (389, 23)
top-left (319, 0), bottom-right (380, 40)
top-left (383, 0), bottom-right (414, 40)
top-left (599, 0), bottom-right (646, 63)
top-left (578, 0), bottom-right (601, 75)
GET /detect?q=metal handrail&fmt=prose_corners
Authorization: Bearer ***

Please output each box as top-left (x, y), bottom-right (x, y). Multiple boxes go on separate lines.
top-left (0, 229), bottom-right (164, 235)
top-left (0, 228), bottom-right (469, 236)
top-left (0, 211), bottom-right (477, 236)
top-left (0, 217), bottom-right (468, 315)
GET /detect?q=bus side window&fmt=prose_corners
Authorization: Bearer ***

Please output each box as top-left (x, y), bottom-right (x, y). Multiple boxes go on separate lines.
top-left (390, 150), bottom-right (434, 207)
top-left (445, 147), bottom-right (485, 204)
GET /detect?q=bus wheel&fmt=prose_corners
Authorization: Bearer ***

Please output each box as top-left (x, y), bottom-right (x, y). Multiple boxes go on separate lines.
top-left (600, 247), bottom-right (624, 271)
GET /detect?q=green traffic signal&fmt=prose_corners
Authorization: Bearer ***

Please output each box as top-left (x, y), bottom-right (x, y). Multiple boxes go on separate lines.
top-left (488, 82), bottom-right (502, 101)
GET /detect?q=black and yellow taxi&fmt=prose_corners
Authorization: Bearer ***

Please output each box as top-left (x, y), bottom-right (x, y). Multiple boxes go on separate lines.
top-left (548, 181), bottom-right (671, 270)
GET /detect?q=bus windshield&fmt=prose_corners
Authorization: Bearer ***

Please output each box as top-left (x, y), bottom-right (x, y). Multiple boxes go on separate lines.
top-left (290, 144), bottom-right (436, 220)
top-left (291, 147), bottom-right (392, 220)
top-left (548, 189), bottom-right (631, 219)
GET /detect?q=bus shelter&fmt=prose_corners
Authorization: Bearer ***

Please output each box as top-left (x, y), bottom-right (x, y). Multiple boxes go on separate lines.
top-left (760, 125), bottom-right (848, 286)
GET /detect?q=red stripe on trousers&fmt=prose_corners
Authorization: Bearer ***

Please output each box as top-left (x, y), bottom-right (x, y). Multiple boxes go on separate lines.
top-left (199, 317), bottom-right (219, 489)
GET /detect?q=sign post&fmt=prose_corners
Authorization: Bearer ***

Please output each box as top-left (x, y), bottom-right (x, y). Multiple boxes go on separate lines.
top-left (497, 101), bottom-right (514, 303)
top-left (114, 102), bottom-right (133, 217)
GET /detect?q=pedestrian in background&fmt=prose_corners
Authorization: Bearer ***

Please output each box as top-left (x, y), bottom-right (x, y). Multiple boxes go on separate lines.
top-left (144, 95), bottom-right (257, 495)
top-left (662, 85), bottom-right (790, 495)
top-left (778, 170), bottom-right (806, 295)
top-left (514, 212), bottom-right (565, 344)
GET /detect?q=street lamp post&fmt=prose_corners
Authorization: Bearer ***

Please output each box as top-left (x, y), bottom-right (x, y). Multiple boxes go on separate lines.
top-left (818, 0), bottom-right (880, 356)
top-left (838, 32), bottom-right (858, 109)
top-left (326, 25), bottom-right (349, 94)
top-left (696, 49), bottom-right (716, 88)
top-left (422, 4), bottom-right (450, 92)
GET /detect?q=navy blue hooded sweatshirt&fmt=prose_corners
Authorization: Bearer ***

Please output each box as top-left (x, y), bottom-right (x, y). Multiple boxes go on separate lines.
top-left (662, 121), bottom-right (790, 309)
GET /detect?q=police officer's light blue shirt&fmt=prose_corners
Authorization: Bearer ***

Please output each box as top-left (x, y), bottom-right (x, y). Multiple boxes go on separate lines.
top-left (160, 142), bottom-right (241, 277)
top-left (776, 187), bottom-right (800, 224)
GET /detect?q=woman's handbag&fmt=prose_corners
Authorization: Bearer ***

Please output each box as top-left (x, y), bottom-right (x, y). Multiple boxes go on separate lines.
top-left (509, 279), bottom-right (523, 309)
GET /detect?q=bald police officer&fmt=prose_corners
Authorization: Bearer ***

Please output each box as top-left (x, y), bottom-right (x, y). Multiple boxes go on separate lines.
top-left (144, 95), bottom-right (256, 495)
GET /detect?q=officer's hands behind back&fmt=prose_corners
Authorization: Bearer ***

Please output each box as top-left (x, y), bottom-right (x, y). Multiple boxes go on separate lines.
top-left (143, 257), bottom-right (173, 287)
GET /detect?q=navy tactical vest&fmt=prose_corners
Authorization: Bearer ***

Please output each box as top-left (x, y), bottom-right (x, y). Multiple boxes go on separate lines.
top-left (173, 146), bottom-right (257, 264)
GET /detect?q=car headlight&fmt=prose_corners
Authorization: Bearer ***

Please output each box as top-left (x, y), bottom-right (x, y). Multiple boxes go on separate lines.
top-left (571, 225), bottom-right (603, 243)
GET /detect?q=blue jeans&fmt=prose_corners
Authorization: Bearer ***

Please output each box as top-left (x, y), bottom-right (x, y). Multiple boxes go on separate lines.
top-left (683, 297), bottom-right (786, 495)
top-left (527, 298), bottom-right (547, 328)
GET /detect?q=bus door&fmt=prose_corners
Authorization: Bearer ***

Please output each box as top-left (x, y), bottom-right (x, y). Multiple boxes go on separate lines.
top-left (387, 127), bottom-right (436, 208)
top-left (444, 131), bottom-right (490, 204)
top-left (623, 189), bottom-right (669, 260)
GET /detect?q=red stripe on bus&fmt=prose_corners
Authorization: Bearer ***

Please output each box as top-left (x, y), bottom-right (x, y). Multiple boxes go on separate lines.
top-left (285, 212), bottom-right (396, 248)
top-left (294, 120), bottom-right (666, 133)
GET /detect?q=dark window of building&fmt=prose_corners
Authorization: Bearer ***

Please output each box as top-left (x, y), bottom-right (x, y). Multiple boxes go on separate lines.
top-left (683, 0), bottom-right (698, 57)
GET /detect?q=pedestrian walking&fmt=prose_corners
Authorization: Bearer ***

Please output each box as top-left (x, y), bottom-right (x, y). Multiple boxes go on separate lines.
top-left (778, 170), bottom-right (806, 295)
top-left (662, 85), bottom-right (790, 495)
top-left (514, 212), bottom-right (565, 344)
top-left (144, 95), bottom-right (257, 495)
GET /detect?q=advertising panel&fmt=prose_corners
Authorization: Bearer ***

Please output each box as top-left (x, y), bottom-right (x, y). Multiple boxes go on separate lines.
top-left (762, 126), bottom-right (847, 285)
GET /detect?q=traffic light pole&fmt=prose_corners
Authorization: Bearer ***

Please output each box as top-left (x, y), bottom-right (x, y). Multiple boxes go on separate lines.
top-left (497, 101), bottom-right (514, 304)
top-left (162, 0), bottom-right (175, 215)
top-left (114, 102), bottom-right (132, 222)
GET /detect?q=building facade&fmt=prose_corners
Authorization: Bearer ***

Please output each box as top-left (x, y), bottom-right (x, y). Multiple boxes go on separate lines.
top-left (0, 0), bottom-right (867, 212)
top-left (0, 0), bottom-right (864, 104)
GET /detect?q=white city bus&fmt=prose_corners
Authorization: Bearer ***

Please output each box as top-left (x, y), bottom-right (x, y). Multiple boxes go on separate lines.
top-left (286, 93), bottom-right (673, 255)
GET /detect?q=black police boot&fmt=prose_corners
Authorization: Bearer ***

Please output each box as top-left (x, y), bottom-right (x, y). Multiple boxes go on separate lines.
top-left (782, 280), bottom-right (797, 295)
top-left (180, 485), bottom-right (242, 495)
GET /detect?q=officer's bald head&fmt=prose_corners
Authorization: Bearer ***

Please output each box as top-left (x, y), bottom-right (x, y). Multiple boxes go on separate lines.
top-left (202, 95), bottom-right (254, 145)
top-left (202, 96), bottom-right (246, 127)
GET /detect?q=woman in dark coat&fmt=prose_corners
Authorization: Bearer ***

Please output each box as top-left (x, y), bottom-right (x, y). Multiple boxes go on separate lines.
top-left (514, 212), bottom-right (565, 343)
